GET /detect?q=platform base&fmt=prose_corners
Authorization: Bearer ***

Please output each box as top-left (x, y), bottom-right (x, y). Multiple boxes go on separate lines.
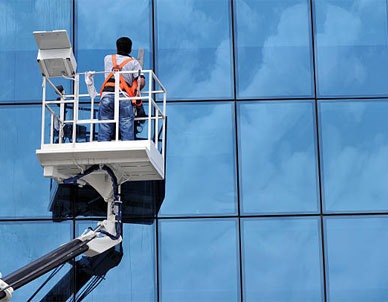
top-left (36, 140), bottom-right (164, 184)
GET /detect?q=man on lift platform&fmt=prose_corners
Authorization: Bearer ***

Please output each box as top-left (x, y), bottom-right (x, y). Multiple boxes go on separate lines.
top-left (98, 37), bottom-right (146, 141)
top-left (0, 30), bottom-right (167, 301)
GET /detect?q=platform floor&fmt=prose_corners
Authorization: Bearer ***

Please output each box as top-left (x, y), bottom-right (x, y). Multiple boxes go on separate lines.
top-left (36, 140), bottom-right (164, 182)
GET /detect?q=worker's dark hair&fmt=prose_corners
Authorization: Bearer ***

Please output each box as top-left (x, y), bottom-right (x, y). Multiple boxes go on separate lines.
top-left (116, 37), bottom-right (132, 55)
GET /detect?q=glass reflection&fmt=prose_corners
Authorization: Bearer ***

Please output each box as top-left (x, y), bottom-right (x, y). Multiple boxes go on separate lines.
top-left (155, 0), bottom-right (233, 100)
top-left (242, 217), bottom-right (323, 301)
top-left (235, 0), bottom-right (313, 98)
top-left (320, 100), bottom-right (388, 213)
top-left (0, 0), bottom-right (72, 102)
top-left (314, 0), bottom-right (388, 97)
top-left (159, 102), bottom-right (237, 216)
top-left (75, 221), bottom-right (156, 301)
top-left (238, 101), bottom-right (319, 214)
top-left (325, 216), bottom-right (388, 301)
top-left (0, 221), bottom-right (72, 301)
top-left (159, 219), bottom-right (239, 301)
top-left (0, 105), bottom-right (51, 218)
top-left (76, 0), bottom-right (152, 92)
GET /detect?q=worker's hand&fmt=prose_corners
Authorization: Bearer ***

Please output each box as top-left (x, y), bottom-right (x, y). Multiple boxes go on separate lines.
top-left (138, 77), bottom-right (145, 90)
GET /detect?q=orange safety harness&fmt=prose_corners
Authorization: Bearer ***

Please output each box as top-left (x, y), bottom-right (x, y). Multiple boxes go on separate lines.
top-left (100, 54), bottom-right (142, 106)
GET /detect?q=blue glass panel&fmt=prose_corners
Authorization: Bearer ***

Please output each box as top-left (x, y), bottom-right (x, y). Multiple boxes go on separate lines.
top-left (159, 219), bottom-right (240, 301)
top-left (238, 101), bottom-right (319, 214)
top-left (76, 0), bottom-right (152, 93)
top-left (155, 0), bottom-right (233, 100)
top-left (319, 100), bottom-right (388, 213)
top-left (159, 102), bottom-right (237, 216)
top-left (0, 105), bottom-right (51, 218)
top-left (325, 216), bottom-right (388, 301)
top-left (0, 0), bottom-right (72, 102)
top-left (242, 217), bottom-right (323, 301)
top-left (0, 221), bottom-right (72, 301)
top-left (75, 222), bottom-right (156, 301)
top-left (314, 0), bottom-right (388, 97)
top-left (235, 0), bottom-right (313, 99)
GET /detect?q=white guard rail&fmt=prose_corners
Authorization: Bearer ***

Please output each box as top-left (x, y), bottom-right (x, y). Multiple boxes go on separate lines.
top-left (36, 70), bottom-right (166, 184)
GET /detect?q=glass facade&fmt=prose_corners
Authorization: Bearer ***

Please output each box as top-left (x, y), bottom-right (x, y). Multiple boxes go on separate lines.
top-left (1, 0), bottom-right (388, 301)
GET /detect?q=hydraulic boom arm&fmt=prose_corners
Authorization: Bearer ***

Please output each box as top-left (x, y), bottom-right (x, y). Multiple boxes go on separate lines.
top-left (0, 165), bottom-right (123, 301)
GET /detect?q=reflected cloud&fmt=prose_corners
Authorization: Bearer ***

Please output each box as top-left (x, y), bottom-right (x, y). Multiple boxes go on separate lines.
top-left (243, 218), bottom-right (322, 300)
top-left (316, 2), bottom-right (366, 90)
top-left (161, 103), bottom-right (236, 215)
top-left (0, 1), bottom-right (71, 101)
top-left (76, 0), bottom-right (150, 50)
top-left (320, 101), bottom-right (388, 212)
top-left (237, 1), bottom-right (313, 97)
top-left (326, 217), bottom-right (388, 299)
top-left (157, 0), bottom-right (233, 99)
top-left (0, 107), bottom-right (50, 217)
top-left (315, 0), bottom-right (388, 95)
top-left (0, 0), bottom-right (70, 49)
top-left (160, 219), bottom-right (239, 301)
top-left (239, 101), bottom-right (318, 213)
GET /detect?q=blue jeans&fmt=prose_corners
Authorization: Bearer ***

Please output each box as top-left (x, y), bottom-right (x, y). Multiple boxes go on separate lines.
top-left (98, 94), bottom-right (134, 141)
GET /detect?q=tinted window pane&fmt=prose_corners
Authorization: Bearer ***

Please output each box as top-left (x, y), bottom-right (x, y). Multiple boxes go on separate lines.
top-left (76, 0), bottom-right (152, 92)
top-left (156, 0), bottom-right (233, 100)
top-left (325, 216), bottom-right (388, 301)
top-left (160, 102), bottom-right (237, 216)
top-left (76, 222), bottom-right (156, 301)
top-left (0, 0), bottom-right (72, 102)
top-left (0, 221), bottom-right (72, 301)
top-left (238, 101), bottom-right (319, 214)
top-left (319, 100), bottom-right (388, 213)
top-left (159, 219), bottom-right (239, 301)
top-left (242, 217), bottom-right (323, 301)
top-left (0, 105), bottom-right (51, 218)
top-left (235, 0), bottom-right (313, 98)
top-left (314, 0), bottom-right (388, 97)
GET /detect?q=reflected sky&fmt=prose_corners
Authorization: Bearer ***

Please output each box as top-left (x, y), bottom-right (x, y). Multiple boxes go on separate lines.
top-left (235, 0), bottom-right (313, 98)
top-left (156, 0), bottom-right (233, 100)
top-left (325, 216), bottom-right (388, 301)
top-left (0, 221), bottom-right (71, 301)
top-left (160, 102), bottom-right (237, 216)
top-left (0, 0), bottom-right (72, 102)
top-left (76, 0), bottom-right (152, 74)
top-left (314, 0), bottom-right (388, 96)
top-left (238, 101), bottom-right (319, 214)
top-left (159, 218), bottom-right (239, 301)
top-left (76, 222), bottom-right (156, 301)
top-left (0, 105), bottom-right (51, 218)
top-left (242, 217), bottom-right (323, 301)
top-left (320, 100), bottom-right (388, 212)
top-left (2, 1), bottom-right (388, 301)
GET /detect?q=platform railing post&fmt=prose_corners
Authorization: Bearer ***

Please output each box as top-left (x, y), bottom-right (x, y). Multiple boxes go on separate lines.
top-left (50, 114), bottom-right (54, 144)
top-left (155, 106), bottom-right (159, 147)
top-left (41, 77), bottom-right (46, 147)
top-left (72, 74), bottom-right (79, 144)
top-left (90, 78), bottom-right (95, 142)
top-left (153, 71), bottom-right (159, 146)
top-left (148, 71), bottom-right (152, 141)
top-left (59, 92), bottom-right (65, 144)
top-left (162, 89), bottom-right (166, 160)
top-left (114, 71), bottom-right (120, 141)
